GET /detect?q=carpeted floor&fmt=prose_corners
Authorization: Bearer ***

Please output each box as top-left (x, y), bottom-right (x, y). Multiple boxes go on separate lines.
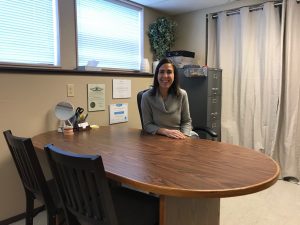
top-left (221, 179), bottom-right (300, 225)
top-left (10, 179), bottom-right (300, 225)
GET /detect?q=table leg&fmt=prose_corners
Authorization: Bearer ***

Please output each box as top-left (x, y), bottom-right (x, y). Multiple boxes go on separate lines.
top-left (159, 196), bottom-right (220, 225)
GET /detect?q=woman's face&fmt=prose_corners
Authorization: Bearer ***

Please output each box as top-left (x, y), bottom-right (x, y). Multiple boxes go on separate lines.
top-left (157, 63), bottom-right (174, 90)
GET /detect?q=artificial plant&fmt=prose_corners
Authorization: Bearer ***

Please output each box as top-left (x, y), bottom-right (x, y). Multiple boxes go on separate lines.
top-left (148, 17), bottom-right (177, 60)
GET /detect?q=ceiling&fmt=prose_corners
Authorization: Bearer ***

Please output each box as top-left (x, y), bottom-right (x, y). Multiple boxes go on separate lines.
top-left (130, 0), bottom-right (239, 15)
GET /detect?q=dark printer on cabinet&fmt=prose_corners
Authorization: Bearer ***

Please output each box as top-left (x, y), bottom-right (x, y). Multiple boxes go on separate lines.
top-left (178, 68), bottom-right (222, 141)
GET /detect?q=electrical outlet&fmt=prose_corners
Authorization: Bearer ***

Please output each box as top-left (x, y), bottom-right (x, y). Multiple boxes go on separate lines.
top-left (67, 84), bottom-right (75, 97)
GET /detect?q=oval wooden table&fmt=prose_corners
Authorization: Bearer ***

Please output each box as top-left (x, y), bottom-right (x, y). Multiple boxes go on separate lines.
top-left (32, 126), bottom-right (280, 225)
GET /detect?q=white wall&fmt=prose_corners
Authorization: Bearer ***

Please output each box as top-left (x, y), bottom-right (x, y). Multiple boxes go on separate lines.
top-left (173, 0), bottom-right (266, 65)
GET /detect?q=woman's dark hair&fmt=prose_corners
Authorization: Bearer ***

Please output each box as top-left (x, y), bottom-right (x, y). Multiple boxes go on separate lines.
top-left (149, 58), bottom-right (180, 96)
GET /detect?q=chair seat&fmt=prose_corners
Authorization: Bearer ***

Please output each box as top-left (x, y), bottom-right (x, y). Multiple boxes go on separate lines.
top-left (111, 187), bottom-right (159, 225)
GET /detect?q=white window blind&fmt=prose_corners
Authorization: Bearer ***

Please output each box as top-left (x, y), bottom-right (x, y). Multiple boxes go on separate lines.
top-left (76, 0), bottom-right (143, 70)
top-left (0, 0), bottom-right (59, 66)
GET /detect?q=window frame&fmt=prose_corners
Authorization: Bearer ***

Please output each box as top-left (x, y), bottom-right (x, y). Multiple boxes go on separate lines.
top-left (0, 0), bottom-right (147, 75)
top-left (0, 0), bottom-right (61, 68)
top-left (75, 0), bottom-right (144, 71)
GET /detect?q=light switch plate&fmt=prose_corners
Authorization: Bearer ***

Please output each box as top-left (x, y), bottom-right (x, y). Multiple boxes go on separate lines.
top-left (67, 84), bottom-right (75, 97)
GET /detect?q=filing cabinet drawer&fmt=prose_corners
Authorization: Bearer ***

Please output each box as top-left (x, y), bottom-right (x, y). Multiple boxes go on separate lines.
top-left (208, 111), bottom-right (220, 122)
top-left (207, 69), bottom-right (222, 97)
top-left (207, 96), bottom-right (221, 121)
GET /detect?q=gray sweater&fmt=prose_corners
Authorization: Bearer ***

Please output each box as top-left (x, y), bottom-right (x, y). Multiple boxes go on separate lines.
top-left (141, 88), bottom-right (192, 136)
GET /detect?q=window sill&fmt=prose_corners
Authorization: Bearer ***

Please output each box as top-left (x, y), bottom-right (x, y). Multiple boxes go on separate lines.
top-left (0, 66), bottom-right (153, 77)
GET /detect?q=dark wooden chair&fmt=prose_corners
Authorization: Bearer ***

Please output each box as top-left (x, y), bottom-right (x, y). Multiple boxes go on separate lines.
top-left (44, 144), bottom-right (159, 225)
top-left (137, 89), bottom-right (147, 130)
top-left (3, 130), bottom-right (63, 225)
top-left (137, 89), bottom-right (218, 140)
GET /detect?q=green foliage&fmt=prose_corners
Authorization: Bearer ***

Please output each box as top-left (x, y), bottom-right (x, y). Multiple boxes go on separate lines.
top-left (148, 17), bottom-right (177, 60)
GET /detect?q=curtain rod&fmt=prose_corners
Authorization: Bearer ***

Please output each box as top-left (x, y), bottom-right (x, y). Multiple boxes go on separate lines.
top-left (209, 0), bottom-right (284, 19)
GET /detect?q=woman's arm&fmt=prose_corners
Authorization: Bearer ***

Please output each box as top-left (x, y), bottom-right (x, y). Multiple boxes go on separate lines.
top-left (156, 127), bottom-right (186, 139)
top-left (141, 93), bottom-right (160, 134)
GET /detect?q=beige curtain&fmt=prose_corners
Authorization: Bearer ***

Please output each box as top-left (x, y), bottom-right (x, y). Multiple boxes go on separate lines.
top-left (273, 0), bottom-right (300, 180)
top-left (208, 2), bottom-right (282, 152)
top-left (208, 0), bottom-right (300, 181)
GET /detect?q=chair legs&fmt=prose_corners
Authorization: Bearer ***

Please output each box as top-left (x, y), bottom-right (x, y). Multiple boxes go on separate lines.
top-left (25, 190), bottom-right (60, 225)
top-left (46, 212), bottom-right (57, 225)
top-left (25, 191), bottom-right (34, 225)
top-left (64, 211), bottom-right (81, 225)
top-left (47, 208), bottom-right (66, 225)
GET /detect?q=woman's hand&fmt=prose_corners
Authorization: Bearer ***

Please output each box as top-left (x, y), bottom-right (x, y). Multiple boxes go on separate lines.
top-left (157, 128), bottom-right (186, 139)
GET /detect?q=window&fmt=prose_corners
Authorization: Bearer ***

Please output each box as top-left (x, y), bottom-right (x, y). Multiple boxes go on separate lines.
top-left (76, 0), bottom-right (143, 71)
top-left (0, 0), bottom-right (59, 66)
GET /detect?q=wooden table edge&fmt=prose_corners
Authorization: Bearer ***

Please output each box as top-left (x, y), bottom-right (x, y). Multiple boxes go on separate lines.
top-left (106, 161), bottom-right (280, 198)
top-left (33, 129), bottom-right (280, 198)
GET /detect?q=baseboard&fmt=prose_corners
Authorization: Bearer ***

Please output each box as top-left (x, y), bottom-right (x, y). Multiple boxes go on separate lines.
top-left (0, 205), bottom-right (45, 225)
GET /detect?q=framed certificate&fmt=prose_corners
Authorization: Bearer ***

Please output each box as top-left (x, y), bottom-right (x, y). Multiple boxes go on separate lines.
top-left (109, 103), bottom-right (128, 124)
top-left (87, 84), bottom-right (105, 111)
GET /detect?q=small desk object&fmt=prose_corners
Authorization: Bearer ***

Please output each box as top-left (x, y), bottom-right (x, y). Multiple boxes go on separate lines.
top-left (32, 126), bottom-right (279, 225)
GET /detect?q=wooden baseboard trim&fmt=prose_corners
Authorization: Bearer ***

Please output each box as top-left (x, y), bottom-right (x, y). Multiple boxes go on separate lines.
top-left (0, 205), bottom-right (45, 225)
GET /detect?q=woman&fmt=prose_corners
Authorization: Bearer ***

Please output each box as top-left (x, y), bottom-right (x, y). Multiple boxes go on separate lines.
top-left (141, 58), bottom-right (192, 139)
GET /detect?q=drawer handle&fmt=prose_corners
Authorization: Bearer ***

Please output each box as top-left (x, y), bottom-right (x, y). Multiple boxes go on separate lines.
top-left (211, 112), bottom-right (218, 119)
top-left (212, 98), bottom-right (217, 103)
top-left (211, 88), bottom-right (218, 95)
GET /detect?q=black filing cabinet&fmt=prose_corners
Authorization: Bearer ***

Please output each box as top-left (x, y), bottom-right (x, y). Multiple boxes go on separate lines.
top-left (178, 68), bottom-right (222, 141)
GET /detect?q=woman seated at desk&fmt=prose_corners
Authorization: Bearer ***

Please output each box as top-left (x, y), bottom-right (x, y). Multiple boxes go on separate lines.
top-left (141, 58), bottom-right (192, 139)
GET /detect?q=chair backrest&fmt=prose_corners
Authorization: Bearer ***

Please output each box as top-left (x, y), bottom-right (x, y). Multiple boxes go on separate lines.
top-left (44, 144), bottom-right (118, 225)
top-left (137, 89), bottom-right (148, 129)
top-left (3, 130), bottom-right (56, 209)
